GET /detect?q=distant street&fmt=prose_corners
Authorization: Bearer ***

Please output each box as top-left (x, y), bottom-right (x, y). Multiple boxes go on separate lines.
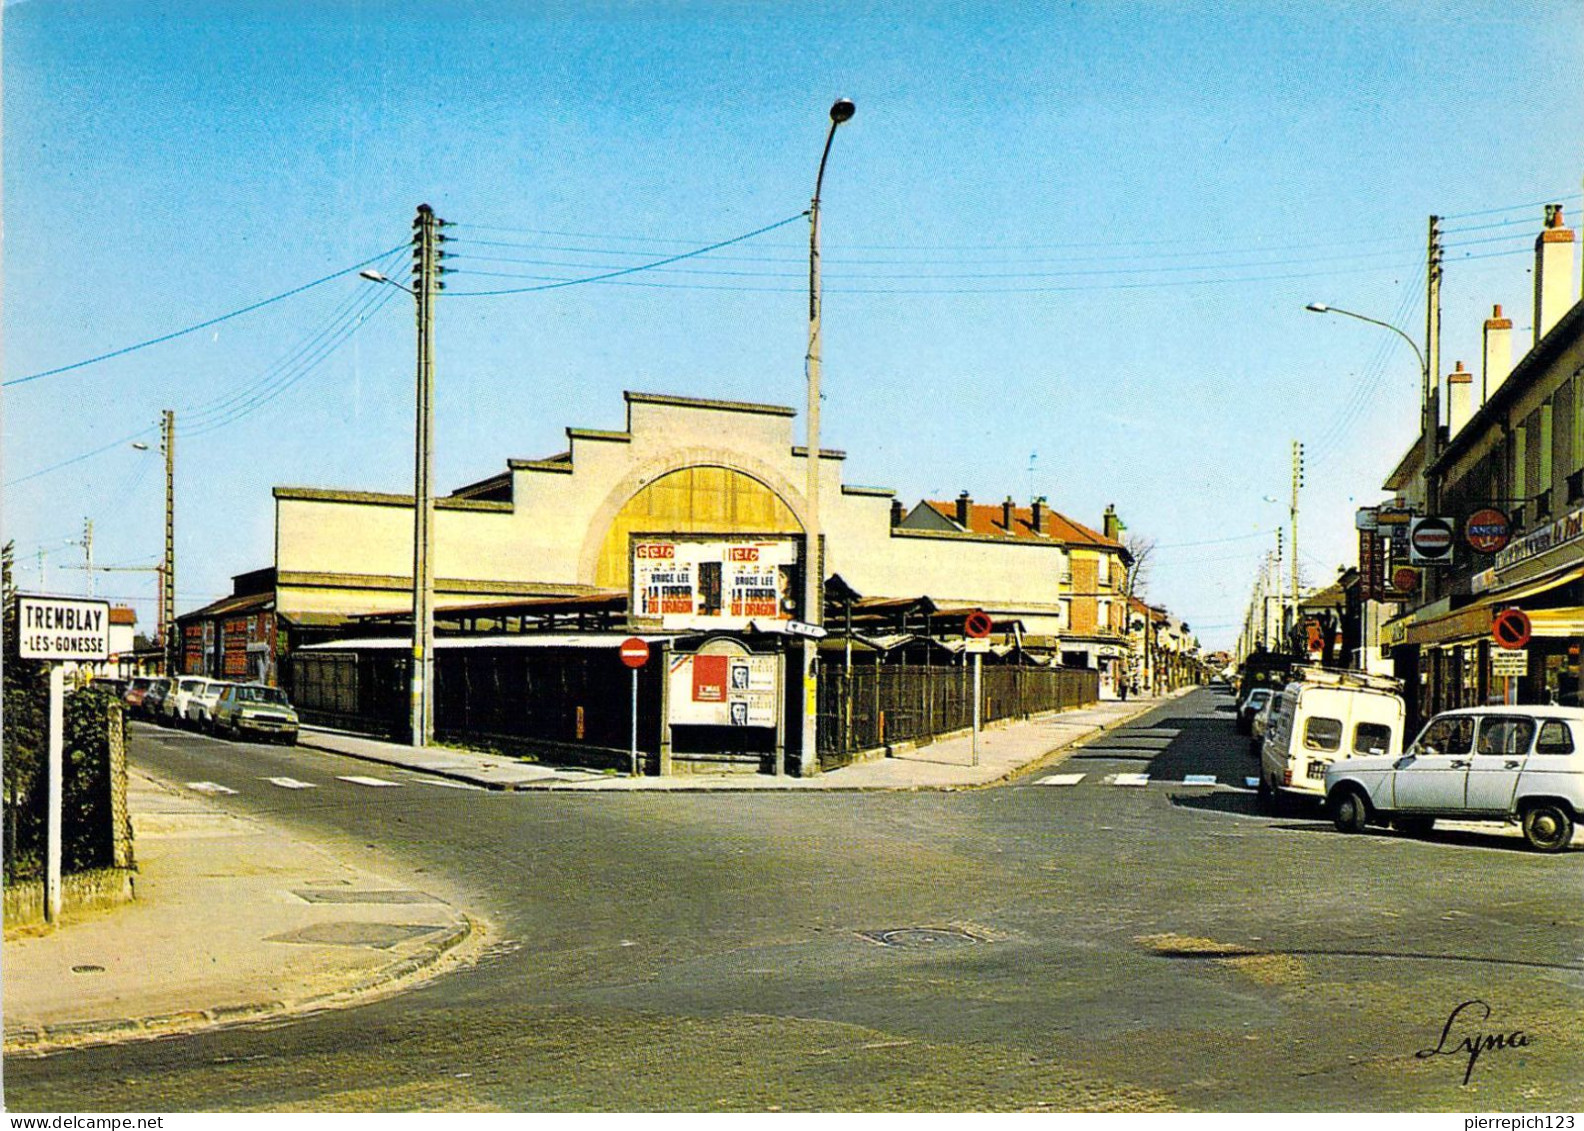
top-left (8, 688), bottom-right (1581, 1112)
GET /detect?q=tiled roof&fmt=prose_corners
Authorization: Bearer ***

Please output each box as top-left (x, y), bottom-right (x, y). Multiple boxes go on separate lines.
top-left (922, 501), bottom-right (1124, 551)
top-left (109, 606), bottom-right (137, 626)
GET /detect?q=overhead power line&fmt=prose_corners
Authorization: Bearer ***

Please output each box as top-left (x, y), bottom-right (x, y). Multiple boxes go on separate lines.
top-left (4, 245), bottom-right (407, 389)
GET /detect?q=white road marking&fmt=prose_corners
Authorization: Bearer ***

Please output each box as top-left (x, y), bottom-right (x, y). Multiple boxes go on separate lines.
top-left (187, 781), bottom-right (237, 795)
top-left (264, 777), bottom-right (317, 790)
top-left (1244, 777), bottom-right (1260, 788)
top-left (398, 773), bottom-right (485, 791)
top-left (1183, 774), bottom-right (1217, 786)
top-left (1036, 773), bottom-right (1086, 787)
top-left (1112, 773), bottom-right (1151, 787)
top-left (337, 775), bottom-right (401, 788)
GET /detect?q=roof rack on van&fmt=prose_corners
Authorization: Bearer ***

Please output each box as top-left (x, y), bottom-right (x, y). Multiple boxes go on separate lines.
top-left (1288, 665), bottom-right (1403, 694)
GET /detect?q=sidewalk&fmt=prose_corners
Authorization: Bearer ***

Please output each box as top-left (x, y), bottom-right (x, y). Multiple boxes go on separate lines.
top-left (297, 690), bottom-right (1190, 792)
top-left (2, 770), bottom-right (479, 1055)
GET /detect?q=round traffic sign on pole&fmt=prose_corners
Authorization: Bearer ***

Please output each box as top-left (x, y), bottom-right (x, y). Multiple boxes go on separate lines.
top-left (1409, 516), bottom-right (1455, 563)
top-left (619, 637), bottom-right (651, 668)
top-left (964, 611), bottom-right (993, 639)
top-left (1492, 608), bottom-right (1531, 650)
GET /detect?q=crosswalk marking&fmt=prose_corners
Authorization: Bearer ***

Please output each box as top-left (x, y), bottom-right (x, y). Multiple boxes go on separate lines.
top-left (265, 777), bottom-right (317, 790)
top-left (1036, 772), bottom-right (1086, 787)
top-left (187, 781), bottom-right (237, 795)
top-left (1183, 774), bottom-right (1217, 786)
top-left (1244, 777), bottom-right (1260, 789)
top-left (337, 775), bottom-right (401, 788)
top-left (1112, 773), bottom-right (1151, 787)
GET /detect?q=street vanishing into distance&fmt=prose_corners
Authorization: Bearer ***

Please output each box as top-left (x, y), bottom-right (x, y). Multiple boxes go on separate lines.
top-left (8, 687), bottom-right (1580, 1113)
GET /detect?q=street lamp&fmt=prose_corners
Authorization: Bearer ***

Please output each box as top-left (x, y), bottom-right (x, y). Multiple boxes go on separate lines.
top-left (800, 97), bottom-right (855, 777)
top-left (1305, 301), bottom-right (1433, 496)
top-left (363, 205), bottom-right (442, 748)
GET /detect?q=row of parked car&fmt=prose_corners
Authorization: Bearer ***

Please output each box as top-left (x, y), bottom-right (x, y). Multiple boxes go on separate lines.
top-left (122, 675), bottom-right (300, 744)
top-left (1233, 668), bottom-right (1582, 853)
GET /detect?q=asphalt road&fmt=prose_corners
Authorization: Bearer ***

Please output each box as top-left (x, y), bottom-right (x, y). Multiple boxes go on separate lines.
top-left (7, 687), bottom-right (1582, 1112)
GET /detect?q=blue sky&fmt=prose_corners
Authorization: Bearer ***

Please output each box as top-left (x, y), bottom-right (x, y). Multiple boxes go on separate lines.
top-left (4, 0), bottom-right (1581, 649)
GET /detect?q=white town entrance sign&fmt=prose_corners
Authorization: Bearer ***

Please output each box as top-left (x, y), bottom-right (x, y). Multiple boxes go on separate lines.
top-left (17, 594), bottom-right (112, 661)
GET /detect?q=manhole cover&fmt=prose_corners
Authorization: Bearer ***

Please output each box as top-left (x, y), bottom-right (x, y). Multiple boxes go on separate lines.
top-left (266, 922), bottom-right (446, 949)
top-left (860, 926), bottom-right (985, 949)
top-left (292, 889), bottom-right (438, 905)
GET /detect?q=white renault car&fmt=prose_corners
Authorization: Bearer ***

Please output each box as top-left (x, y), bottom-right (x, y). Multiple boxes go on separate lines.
top-left (1324, 706), bottom-right (1584, 853)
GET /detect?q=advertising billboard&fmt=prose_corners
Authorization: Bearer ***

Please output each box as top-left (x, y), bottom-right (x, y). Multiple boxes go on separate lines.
top-left (630, 535), bottom-right (800, 631)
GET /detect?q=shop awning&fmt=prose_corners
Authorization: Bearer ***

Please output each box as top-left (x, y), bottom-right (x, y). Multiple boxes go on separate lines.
top-left (1403, 564), bottom-right (1584, 647)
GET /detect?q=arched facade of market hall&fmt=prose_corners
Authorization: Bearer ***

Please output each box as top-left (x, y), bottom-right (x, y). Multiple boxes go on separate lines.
top-left (268, 390), bottom-right (1132, 668)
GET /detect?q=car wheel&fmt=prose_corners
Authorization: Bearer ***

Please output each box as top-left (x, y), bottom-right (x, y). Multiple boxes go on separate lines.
top-left (1521, 803), bottom-right (1575, 854)
top-left (1332, 787), bottom-right (1369, 833)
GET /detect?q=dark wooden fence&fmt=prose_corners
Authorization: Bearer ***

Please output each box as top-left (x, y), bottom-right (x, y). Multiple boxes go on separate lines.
top-left (817, 662), bottom-right (1100, 769)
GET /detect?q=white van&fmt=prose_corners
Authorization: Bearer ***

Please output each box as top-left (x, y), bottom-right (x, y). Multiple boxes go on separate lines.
top-left (1259, 668), bottom-right (1406, 813)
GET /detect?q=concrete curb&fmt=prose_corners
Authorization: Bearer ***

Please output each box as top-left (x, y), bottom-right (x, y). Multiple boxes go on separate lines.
top-left (297, 690), bottom-right (1195, 795)
top-left (2, 914), bottom-right (479, 1057)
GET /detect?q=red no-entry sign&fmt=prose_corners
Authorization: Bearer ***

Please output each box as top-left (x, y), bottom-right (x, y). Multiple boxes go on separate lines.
top-left (1492, 607), bottom-right (1531, 650)
top-left (619, 637), bottom-right (651, 668)
top-left (964, 611), bottom-right (994, 639)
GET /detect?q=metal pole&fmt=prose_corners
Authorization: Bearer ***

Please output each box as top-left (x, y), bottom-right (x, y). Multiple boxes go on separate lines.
top-left (630, 667), bottom-right (639, 776)
top-left (45, 664), bottom-right (64, 923)
top-left (799, 99), bottom-right (854, 778)
top-left (411, 204), bottom-right (439, 747)
top-left (971, 651), bottom-right (982, 766)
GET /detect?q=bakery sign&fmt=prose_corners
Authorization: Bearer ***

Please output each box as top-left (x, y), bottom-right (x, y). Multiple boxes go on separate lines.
top-left (631, 536), bottom-right (800, 630)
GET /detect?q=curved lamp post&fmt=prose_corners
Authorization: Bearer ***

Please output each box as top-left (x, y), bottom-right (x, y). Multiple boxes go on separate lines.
top-left (800, 97), bottom-right (855, 776)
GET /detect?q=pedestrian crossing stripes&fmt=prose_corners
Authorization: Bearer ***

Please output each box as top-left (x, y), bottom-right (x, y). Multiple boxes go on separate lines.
top-left (264, 777), bottom-right (317, 790)
top-left (186, 781), bottom-right (237, 795)
top-left (1112, 773), bottom-right (1151, 787)
top-left (1036, 773), bottom-right (1086, 786)
top-left (337, 775), bottom-right (401, 788)
top-left (1183, 774), bottom-right (1217, 786)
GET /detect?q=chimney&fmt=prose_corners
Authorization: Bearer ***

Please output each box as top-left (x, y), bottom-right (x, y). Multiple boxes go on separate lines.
top-left (1534, 204), bottom-right (1576, 345)
top-left (1446, 360), bottom-right (1475, 437)
top-left (1002, 495), bottom-right (1016, 532)
top-left (1482, 304), bottom-right (1514, 402)
top-left (890, 498), bottom-right (904, 527)
top-left (1102, 504), bottom-right (1122, 542)
top-left (955, 491), bottom-right (971, 528)
top-left (1030, 496), bottom-right (1047, 534)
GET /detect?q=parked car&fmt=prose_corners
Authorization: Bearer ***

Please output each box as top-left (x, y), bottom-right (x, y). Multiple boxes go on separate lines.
top-left (1325, 706), bottom-right (1584, 853)
top-left (1250, 693), bottom-right (1279, 756)
top-left (1235, 687), bottom-right (1273, 735)
top-left (184, 679), bottom-right (233, 731)
top-left (141, 677), bottom-right (176, 721)
top-left (1259, 667), bottom-right (1405, 813)
top-left (123, 677), bottom-right (157, 716)
top-left (162, 676), bottom-right (215, 726)
top-left (212, 683), bottom-right (299, 744)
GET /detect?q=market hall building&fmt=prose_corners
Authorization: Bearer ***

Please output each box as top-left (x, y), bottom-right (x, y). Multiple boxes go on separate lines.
top-left (179, 390), bottom-right (1132, 771)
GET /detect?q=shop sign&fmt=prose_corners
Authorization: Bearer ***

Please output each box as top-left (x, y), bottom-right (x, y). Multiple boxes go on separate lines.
top-left (1390, 565), bottom-right (1420, 595)
top-left (1375, 507), bottom-right (1415, 525)
top-left (631, 536), bottom-right (799, 631)
top-left (1359, 530), bottom-right (1384, 600)
top-left (1409, 517), bottom-right (1455, 565)
top-left (1493, 501), bottom-right (1584, 572)
top-left (1465, 507), bottom-right (1511, 554)
top-left (1355, 507), bottom-right (1380, 532)
top-left (1490, 649), bottom-right (1528, 677)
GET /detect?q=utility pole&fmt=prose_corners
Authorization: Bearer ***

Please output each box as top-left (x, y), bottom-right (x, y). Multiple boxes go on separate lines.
top-left (410, 203), bottom-right (442, 748)
top-left (80, 519), bottom-right (94, 597)
top-left (1424, 216), bottom-right (1442, 509)
top-left (161, 410), bottom-right (176, 675)
top-left (1291, 440), bottom-right (1304, 611)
